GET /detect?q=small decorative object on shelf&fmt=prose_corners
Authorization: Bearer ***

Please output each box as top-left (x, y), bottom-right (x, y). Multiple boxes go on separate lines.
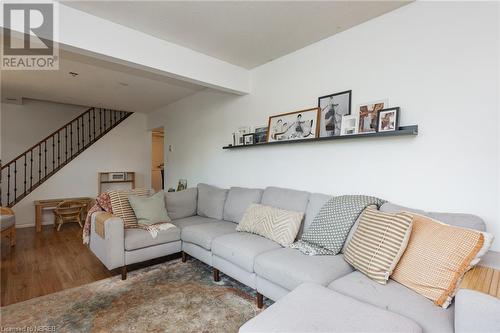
top-left (358, 100), bottom-right (388, 134)
top-left (318, 90), bottom-right (352, 137)
top-left (177, 179), bottom-right (187, 191)
top-left (340, 115), bottom-right (359, 136)
top-left (243, 133), bottom-right (255, 145)
top-left (377, 107), bottom-right (400, 132)
top-left (268, 107), bottom-right (319, 142)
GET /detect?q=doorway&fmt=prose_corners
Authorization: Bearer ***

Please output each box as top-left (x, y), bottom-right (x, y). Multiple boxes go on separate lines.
top-left (151, 127), bottom-right (164, 192)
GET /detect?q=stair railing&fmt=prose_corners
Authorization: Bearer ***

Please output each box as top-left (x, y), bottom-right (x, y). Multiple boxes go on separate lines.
top-left (1, 107), bottom-right (133, 207)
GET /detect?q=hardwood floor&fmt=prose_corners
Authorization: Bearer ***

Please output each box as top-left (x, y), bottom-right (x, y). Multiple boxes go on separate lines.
top-left (1, 223), bottom-right (112, 306)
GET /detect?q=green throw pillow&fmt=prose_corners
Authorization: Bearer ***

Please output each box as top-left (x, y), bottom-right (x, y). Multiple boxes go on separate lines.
top-left (128, 191), bottom-right (171, 226)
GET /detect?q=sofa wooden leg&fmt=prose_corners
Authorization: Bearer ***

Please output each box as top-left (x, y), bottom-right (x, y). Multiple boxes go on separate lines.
top-left (181, 251), bottom-right (187, 263)
top-left (213, 268), bottom-right (220, 282)
top-left (256, 292), bottom-right (263, 309)
top-left (121, 266), bottom-right (127, 280)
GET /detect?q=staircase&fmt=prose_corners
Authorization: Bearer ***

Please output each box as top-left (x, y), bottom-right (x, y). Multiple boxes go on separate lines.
top-left (1, 108), bottom-right (133, 207)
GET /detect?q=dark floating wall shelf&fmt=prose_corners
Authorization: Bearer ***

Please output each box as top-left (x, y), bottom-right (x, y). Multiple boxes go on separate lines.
top-left (223, 125), bottom-right (418, 150)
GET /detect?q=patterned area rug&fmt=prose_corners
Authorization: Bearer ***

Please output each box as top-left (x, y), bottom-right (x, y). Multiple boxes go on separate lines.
top-left (1, 259), bottom-right (270, 332)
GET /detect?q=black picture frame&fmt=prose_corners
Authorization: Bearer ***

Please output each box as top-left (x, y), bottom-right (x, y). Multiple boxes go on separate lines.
top-left (317, 90), bottom-right (352, 137)
top-left (243, 133), bottom-right (255, 145)
top-left (376, 107), bottom-right (400, 132)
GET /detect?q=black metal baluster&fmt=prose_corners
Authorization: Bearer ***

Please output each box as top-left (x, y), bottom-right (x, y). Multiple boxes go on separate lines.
top-left (52, 136), bottom-right (55, 172)
top-left (30, 150), bottom-right (33, 189)
top-left (93, 108), bottom-right (96, 140)
top-left (24, 154), bottom-right (27, 194)
top-left (82, 115), bottom-right (85, 147)
top-left (38, 144), bottom-right (42, 182)
top-left (99, 109), bottom-right (103, 135)
top-left (104, 109), bottom-right (107, 130)
top-left (44, 141), bottom-right (47, 178)
top-left (13, 161), bottom-right (17, 203)
top-left (7, 165), bottom-right (10, 205)
top-left (77, 117), bottom-right (80, 152)
top-left (65, 126), bottom-right (68, 162)
top-left (70, 123), bottom-right (74, 157)
top-left (88, 111), bottom-right (91, 145)
top-left (57, 132), bottom-right (60, 167)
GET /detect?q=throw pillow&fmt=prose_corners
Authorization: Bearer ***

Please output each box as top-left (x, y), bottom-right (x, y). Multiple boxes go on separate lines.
top-left (291, 195), bottom-right (386, 255)
top-left (391, 213), bottom-right (493, 308)
top-left (129, 191), bottom-right (171, 226)
top-left (237, 204), bottom-right (304, 246)
top-left (165, 187), bottom-right (198, 220)
top-left (344, 208), bottom-right (414, 284)
top-left (197, 183), bottom-right (228, 220)
top-left (108, 188), bottom-right (151, 228)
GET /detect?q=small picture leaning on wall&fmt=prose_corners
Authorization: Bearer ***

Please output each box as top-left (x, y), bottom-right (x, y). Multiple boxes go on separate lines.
top-left (377, 107), bottom-right (399, 132)
top-left (177, 179), bottom-right (187, 191)
top-left (358, 100), bottom-right (387, 134)
top-left (318, 90), bottom-right (352, 137)
top-left (267, 107), bottom-right (319, 142)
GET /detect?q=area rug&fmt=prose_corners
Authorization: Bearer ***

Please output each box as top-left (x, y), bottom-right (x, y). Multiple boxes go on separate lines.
top-left (0, 259), bottom-right (270, 332)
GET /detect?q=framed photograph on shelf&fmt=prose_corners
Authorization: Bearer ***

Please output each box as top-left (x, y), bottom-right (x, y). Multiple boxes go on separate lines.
top-left (254, 125), bottom-right (268, 144)
top-left (267, 107), bottom-right (319, 142)
top-left (358, 100), bottom-right (387, 134)
top-left (377, 107), bottom-right (399, 132)
top-left (243, 133), bottom-right (255, 145)
top-left (318, 90), bottom-right (351, 137)
top-left (340, 115), bottom-right (359, 136)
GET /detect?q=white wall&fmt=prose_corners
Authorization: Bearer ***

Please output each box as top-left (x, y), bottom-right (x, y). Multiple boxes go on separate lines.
top-left (1, 99), bottom-right (86, 162)
top-left (149, 2), bottom-right (500, 250)
top-left (11, 113), bottom-right (151, 227)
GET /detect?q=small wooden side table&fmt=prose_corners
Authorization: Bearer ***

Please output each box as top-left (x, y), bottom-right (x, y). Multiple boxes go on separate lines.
top-left (460, 265), bottom-right (500, 299)
top-left (34, 197), bottom-right (93, 232)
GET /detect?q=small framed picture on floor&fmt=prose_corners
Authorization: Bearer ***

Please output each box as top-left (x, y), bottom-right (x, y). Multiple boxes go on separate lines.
top-left (377, 107), bottom-right (399, 132)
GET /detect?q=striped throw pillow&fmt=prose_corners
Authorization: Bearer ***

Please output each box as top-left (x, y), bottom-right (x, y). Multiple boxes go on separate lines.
top-left (237, 204), bottom-right (304, 246)
top-left (391, 213), bottom-right (487, 308)
top-left (108, 189), bottom-right (151, 228)
top-left (344, 208), bottom-right (414, 284)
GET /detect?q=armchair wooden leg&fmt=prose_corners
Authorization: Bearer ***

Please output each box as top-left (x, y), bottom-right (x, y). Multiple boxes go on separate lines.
top-left (256, 292), bottom-right (263, 309)
top-left (181, 251), bottom-right (187, 262)
top-left (213, 268), bottom-right (220, 282)
top-left (121, 266), bottom-right (127, 280)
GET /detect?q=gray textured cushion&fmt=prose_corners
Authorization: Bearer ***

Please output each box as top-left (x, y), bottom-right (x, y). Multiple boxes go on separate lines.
top-left (171, 215), bottom-right (218, 230)
top-left (124, 226), bottom-right (181, 251)
top-left (380, 202), bottom-right (486, 231)
top-left (0, 214), bottom-right (15, 231)
top-left (261, 187), bottom-right (310, 212)
top-left (254, 248), bottom-right (353, 290)
top-left (329, 271), bottom-right (454, 333)
top-left (239, 283), bottom-right (422, 333)
top-left (181, 221), bottom-right (237, 250)
top-left (197, 183), bottom-right (228, 220)
top-left (212, 232), bottom-right (281, 272)
top-left (165, 187), bottom-right (198, 220)
top-left (223, 187), bottom-right (263, 223)
top-left (301, 193), bottom-right (332, 237)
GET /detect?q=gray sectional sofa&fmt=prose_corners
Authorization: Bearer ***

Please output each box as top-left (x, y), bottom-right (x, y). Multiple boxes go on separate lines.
top-left (89, 183), bottom-right (500, 332)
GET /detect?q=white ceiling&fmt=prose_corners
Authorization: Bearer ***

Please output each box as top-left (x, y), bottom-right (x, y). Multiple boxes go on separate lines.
top-left (62, 1), bottom-right (411, 69)
top-left (1, 49), bottom-right (205, 113)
